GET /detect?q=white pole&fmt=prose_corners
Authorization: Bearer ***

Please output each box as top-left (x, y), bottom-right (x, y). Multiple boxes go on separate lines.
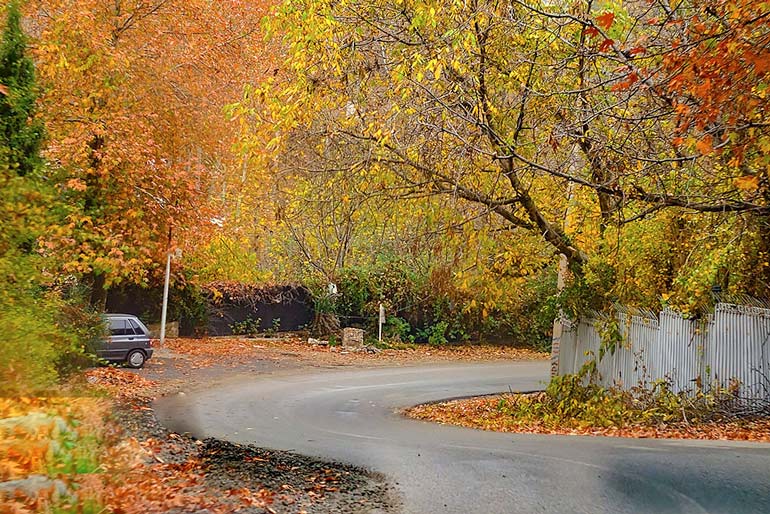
top-left (378, 303), bottom-right (384, 342)
top-left (160, 251), bottom-right (171, 346)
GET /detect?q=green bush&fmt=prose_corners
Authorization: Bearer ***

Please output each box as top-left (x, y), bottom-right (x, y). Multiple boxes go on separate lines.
top-left (230, 317), bottom-right (261, 336)
top-left (383, 315), bottom-right (412, 342)
top-left (0, 299), bottom-right (58, 392)
top-left (0, 268), bottom-right (100, 394)
top-left (304, 256), bottom-right (559, 347)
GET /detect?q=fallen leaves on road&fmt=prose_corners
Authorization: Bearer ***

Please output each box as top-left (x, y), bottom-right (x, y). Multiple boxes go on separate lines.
top-left (85, 367), bottom-right (159, 400)
top-left (407, 395), bottom-right (770, 442)
top-left (164, 336), bottom-right (547, 368)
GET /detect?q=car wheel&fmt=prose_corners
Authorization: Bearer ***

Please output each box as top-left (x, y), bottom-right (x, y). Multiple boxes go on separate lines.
top-left (126, 349), bottom-right (146, 369)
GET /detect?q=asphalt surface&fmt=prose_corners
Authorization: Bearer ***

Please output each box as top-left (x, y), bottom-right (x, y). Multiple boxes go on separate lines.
top-left (155, 361), bottom-right (770, 514)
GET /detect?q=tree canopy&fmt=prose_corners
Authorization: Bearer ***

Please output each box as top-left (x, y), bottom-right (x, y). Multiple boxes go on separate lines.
top-left (233, 0), bottom-right (770, 312)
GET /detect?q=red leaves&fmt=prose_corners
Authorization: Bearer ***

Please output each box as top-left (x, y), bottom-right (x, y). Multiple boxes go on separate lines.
top-left (585, 11), bottom-right (615, 38)
top-left (596, 11), bottom-right (615, 31)
top-left (611, 71), bottom-right (639, 91)
top-left (598, 39), bottom-right (614, 53)
top-left (662, 0), bottom-right (770, 152)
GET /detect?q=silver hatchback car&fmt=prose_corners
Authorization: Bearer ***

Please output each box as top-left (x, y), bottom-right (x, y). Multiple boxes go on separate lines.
top-left (98, 314), bottom-right (154, 368)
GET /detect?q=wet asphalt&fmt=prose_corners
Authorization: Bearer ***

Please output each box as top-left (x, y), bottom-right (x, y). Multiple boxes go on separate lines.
top-left (155, 362), bottom-right (770, 514)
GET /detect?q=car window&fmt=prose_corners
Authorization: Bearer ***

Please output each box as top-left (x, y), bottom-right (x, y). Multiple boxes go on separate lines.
top-left (109, 319), bottom-right (132, 336)
top-left (128, 319), bottom-right (144, 335)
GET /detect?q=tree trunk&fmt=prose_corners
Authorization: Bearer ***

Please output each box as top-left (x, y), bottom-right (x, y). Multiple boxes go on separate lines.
top-left (312, 312), bottom-right (340, 337)
top-left (550, 181), bottom-right (576, 377)
top-left (89, 272), bottom-right (107, 311)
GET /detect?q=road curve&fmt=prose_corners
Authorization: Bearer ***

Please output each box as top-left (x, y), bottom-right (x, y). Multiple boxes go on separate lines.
top-left (155, 362), bottom-right (770, 514)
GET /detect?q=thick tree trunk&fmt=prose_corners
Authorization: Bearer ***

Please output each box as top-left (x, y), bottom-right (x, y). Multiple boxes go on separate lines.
top-left (312, 312), bottom-right (340, 337)
top-left (89, 272), bottom-right (107, 311)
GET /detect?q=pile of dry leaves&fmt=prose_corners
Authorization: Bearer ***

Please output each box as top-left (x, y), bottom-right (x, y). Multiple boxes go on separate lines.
top-left (407, 395), bottom-right (770, 442)
top-left (0, 391), bottom-right (275, 513)
top-left (85, 367), bottom-right (159, 400)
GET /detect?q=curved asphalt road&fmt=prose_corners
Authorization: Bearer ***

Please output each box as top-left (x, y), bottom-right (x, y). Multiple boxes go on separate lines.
top-left (155, 362), bottom-right (770, 514)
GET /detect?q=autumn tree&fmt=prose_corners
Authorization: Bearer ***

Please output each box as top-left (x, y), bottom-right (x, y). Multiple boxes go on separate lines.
top-left (240, 0), bottom-right (770, 313)
top-left (26, 0), bottom-right (272, 307)
top-left (0, 1), bottom-right (93, 392)
top-left (659, 0), bottom-right (770, 298)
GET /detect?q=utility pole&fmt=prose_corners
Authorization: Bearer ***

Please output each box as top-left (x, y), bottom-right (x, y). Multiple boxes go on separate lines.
top-left (160, 226), bottom-right (172, 346)
top-left (378, 303), bottom-right (385, 342)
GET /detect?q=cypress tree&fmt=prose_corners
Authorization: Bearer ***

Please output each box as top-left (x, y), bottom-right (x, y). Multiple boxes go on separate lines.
top-left (0, 0), bottom-right (42, 176)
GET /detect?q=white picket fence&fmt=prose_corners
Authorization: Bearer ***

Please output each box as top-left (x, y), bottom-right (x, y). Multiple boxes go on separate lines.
top-left (558, 303), bottom-right (770, 400)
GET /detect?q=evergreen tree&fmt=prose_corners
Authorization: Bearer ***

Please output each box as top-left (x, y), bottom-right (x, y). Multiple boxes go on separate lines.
top-left (0, 0), bottom-right (42, 176)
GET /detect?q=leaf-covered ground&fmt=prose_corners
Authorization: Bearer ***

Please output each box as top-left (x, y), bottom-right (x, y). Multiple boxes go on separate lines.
top-left (406, 394), bottom-right (770, 442)
top-left (126, 336), bottom-right (547, 399)
top-left (5, 336), bottom-right (537, 512)
top-left (165, 336), bottom-right (546, 367)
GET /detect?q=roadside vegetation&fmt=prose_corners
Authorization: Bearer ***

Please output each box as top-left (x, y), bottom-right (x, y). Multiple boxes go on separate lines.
top-left (2, 0), bottom-right (770, 510)
top-left (408, 374), bottom-right (770, 442)
top-left (0, 393), bottom-right (283, 513)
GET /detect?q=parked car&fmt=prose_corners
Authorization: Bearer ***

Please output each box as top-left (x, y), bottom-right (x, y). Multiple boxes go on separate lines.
top-left (97, 314), bottom-right (154, 368)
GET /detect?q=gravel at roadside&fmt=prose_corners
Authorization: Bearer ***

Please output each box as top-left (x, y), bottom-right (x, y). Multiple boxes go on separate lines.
top-left (103, 337), bottom-right (546, 513)
top-left (112, 400), bottom-right (399, 513)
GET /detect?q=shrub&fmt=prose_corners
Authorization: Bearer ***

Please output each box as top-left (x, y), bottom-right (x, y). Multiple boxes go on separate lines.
top-left (383, 316), bottom-right (412, 342)
top-left (230, 317), bottom-right (261, 336)
top-left (497, 373), bottom-right (762, 430)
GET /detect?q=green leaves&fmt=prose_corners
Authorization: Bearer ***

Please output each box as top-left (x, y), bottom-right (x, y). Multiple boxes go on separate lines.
top-left (0, 0), bottom-right (42, 178)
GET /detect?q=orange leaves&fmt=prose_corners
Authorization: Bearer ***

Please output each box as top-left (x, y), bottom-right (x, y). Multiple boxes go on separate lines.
top-left (85, 367), bottom-right (159, 400)
top-left (407, 395), bottom-right (770, 442)
top-left (734, 175), bottom-right (760, 191)
top-left (584, 11), bottom-right (615, 38)
top-left (695, 135), bottom-right (713, 155)
top-left (226, 487), bottom-right (274, 508)
top-left (663, 0), bottom-right (770, 149)
top-left (0, 397), bottom-right (109, 492)
top-left (64, 178), bottom-right (87, 191)
top-left (162, 336), bottom-right (547, 371)
top-left (0, 393), bottom-right (279, 513)
top-left (26, 0), bottom-right (275, 283)
top-left (583, 12), bottom-right (623, 56)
